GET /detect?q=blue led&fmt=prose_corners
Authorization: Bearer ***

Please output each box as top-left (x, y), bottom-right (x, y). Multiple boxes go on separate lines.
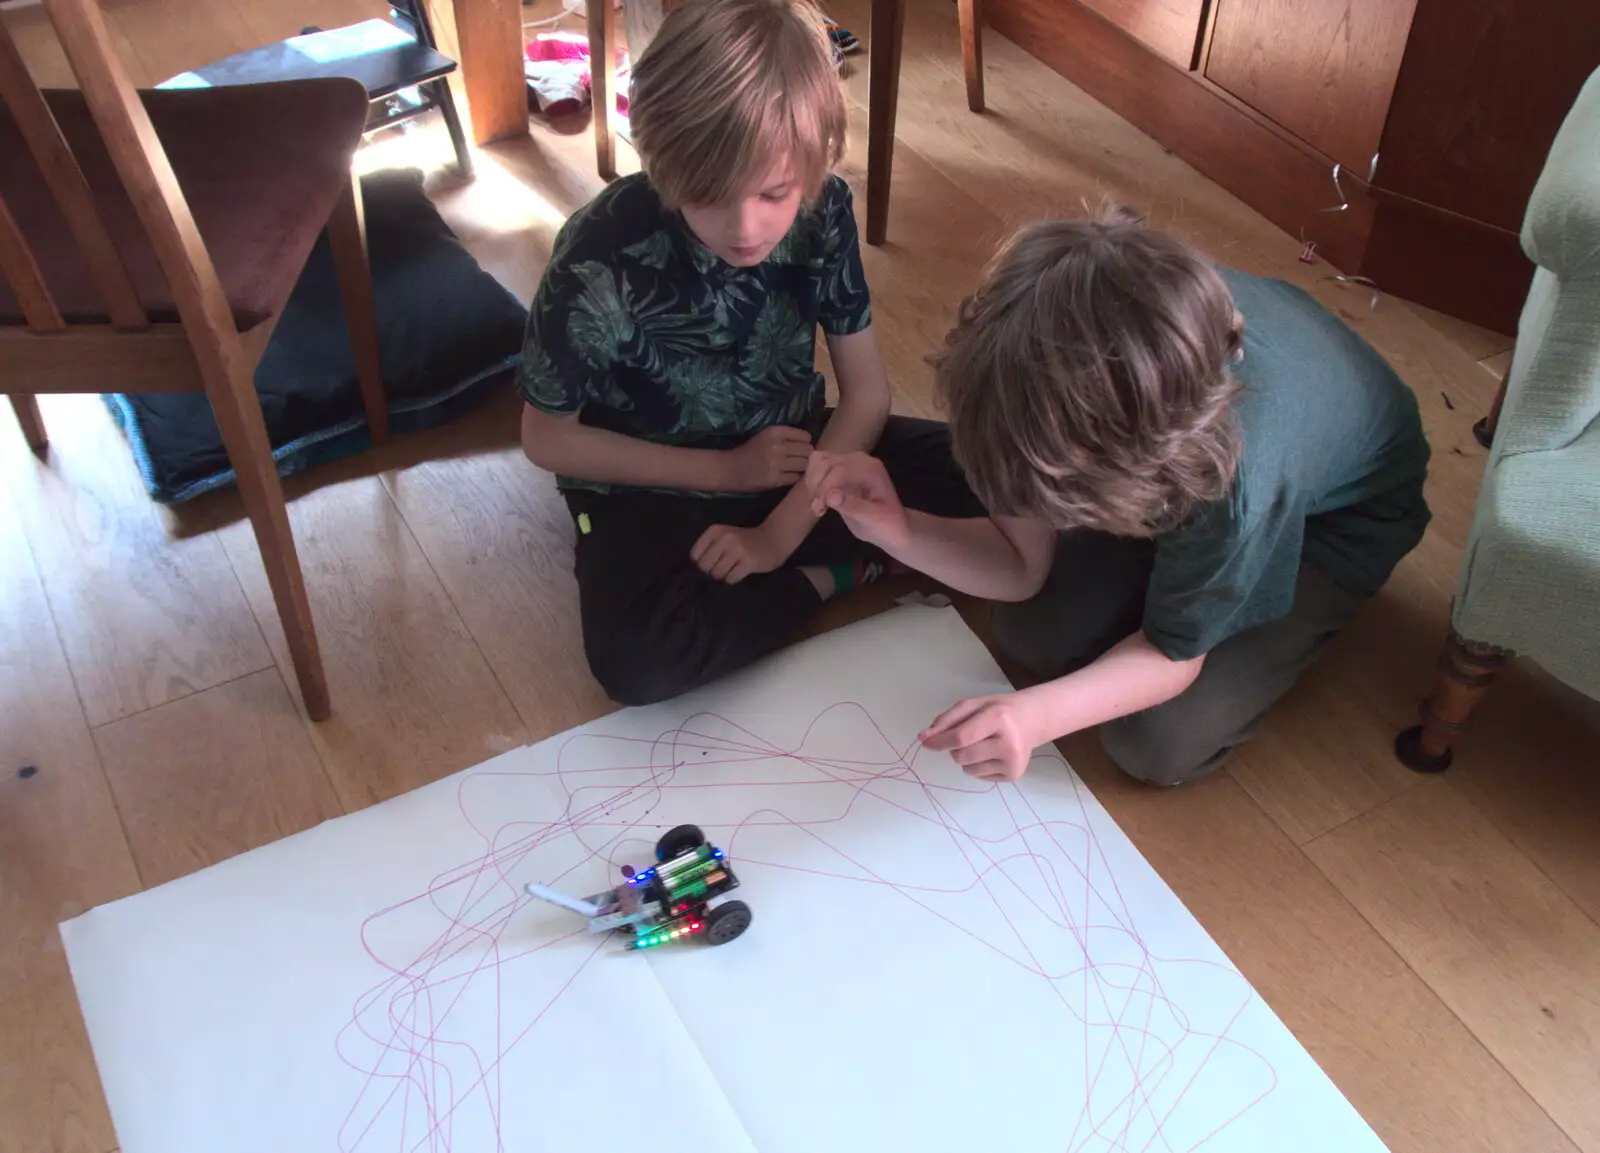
top-left (712, 849), bottom-right (723, 858)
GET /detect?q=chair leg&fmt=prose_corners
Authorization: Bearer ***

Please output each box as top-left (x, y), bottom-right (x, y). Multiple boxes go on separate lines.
top-left (326, 175), bottom-right (390, 445)
top-left (203, 349), bottom-right (331, 721)
top-left (866, 0), bottom-right (907, 245)
top-left (1474, 358), bottom-right (1512, 449)
top-left (10, 393), bottom-right (48, 454)
top-left (1395, 629), bottom-right (1510, 773)
top-left (958, 0), bottom-right (984, 113)
top-left (431, 77), bottom-right (474, 177)
top-left (589, 0), bottom-right (619, 180)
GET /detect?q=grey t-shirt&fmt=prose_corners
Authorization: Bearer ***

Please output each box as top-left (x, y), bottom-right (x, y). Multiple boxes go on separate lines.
top-left (1142, 269), bottom-right (1431, 661)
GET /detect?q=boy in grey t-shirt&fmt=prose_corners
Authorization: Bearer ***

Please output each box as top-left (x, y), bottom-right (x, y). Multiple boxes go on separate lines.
top-left (804, 208), bottom-right (1430, 787)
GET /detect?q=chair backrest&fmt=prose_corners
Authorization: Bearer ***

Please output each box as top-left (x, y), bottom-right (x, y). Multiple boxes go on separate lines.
top-left (0, 0), bottom-right (235, 345)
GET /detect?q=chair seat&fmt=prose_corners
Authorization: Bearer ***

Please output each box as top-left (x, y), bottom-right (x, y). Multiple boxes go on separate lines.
top-left (0, 77), bottom-right (370, 332)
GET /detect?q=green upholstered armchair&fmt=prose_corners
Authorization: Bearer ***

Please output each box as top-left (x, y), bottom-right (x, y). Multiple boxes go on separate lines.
top-left (1397, 64), bottom-right (1600, 773)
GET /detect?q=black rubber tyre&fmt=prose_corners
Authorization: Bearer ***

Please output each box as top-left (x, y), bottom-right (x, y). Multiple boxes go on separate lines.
top-left (655, 824), bottom-right (706, 862)
top-left (704, 899), bottom-right (752, 946)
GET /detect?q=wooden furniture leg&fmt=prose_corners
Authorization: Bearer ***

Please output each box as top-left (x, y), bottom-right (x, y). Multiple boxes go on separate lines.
top-left (35, 0), bottom-right (334, 719)
top-left (1395, 629), bottom-right (1511, 773)
top-left (396, 0), bottom-right (474, 175)
top-left (589, 0), bottom-right (619, 180)
top-left (326, 176), bottom-right (390, 444)
top-left (1474, 349), bottom-right (1513, 448)
top-left (430, 76), bottom-right (474, 177)
top-left (958, 0), bottom-right (984, 112)
top-left (444, 0), bottom-right (528, 145)
top-left (205, 349), bottom-right (331, 720)
top-left (10, 393), bottom-right (48, 453)
top-left (866, 0), bottom-right (906, 246)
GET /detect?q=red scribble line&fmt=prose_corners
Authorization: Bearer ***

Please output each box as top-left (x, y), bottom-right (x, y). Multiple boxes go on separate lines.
top-left (334, 703), bottom-right (1278, 1152)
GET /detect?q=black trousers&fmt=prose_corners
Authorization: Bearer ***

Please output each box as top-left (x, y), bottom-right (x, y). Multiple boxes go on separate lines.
top-left (566, 415), bottom-right (984, 706)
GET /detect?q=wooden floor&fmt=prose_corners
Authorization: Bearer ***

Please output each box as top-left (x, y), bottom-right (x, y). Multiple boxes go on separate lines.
top-left (5, 1), bottom-right (1600, 1151)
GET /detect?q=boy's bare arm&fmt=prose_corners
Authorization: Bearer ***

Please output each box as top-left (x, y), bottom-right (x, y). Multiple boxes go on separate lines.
top-left (818, 326), bottom-right (892, 453)
top-left (893, 512), bottom-right (1056, 602)
top-left (921, 634), bottom-right (1205, 782)
top-left (804, 449), bottom-right (1205, 771)
top-left (755, 326), bottom-right (895, 553)
top-left (521, 405), bottom-right (812, 493)
top-left (804, 451), bottom-right (1056, 601)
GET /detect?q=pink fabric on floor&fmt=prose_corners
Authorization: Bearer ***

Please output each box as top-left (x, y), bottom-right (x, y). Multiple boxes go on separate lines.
top-left (524, 32), bottom-right (630, 118)
top-left (525, 31), bottom-right (589, 63)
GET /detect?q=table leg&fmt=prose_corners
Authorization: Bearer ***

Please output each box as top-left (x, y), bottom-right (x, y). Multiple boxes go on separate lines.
top-left (590, 0), bottom-right (619, 179)
top-left (958, 0), bottom-right (984, 112)
top-left (866, 0), bottom-right (906, 246)
top-left (437, 0), bottom-right (527, 145)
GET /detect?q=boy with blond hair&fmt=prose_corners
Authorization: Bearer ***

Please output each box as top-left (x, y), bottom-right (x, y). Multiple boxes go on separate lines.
top-left (808, 208), bottom-right (1431, 786)
top-left (518, 0), bottom-right (982, 705)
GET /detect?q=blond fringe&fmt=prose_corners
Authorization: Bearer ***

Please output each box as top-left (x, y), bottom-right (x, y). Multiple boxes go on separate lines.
top-left (629, 0), bottom-right (845, 207)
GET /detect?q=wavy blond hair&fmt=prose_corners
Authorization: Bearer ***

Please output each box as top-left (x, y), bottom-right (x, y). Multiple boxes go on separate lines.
top-left (934, 207), bottom-right (1244, 537)
top-left (628, 0), bottom-right (846, 207)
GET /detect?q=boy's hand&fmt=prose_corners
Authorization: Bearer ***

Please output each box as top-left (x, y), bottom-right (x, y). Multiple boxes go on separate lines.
top-left (804, 451), bottom-right (910, 550)
top-left (691, 521), bottom-right (790, 584)
top-left (721, 426), bottom-right (814, 492)
top-left (920, 693), bottom-right (1042, 782)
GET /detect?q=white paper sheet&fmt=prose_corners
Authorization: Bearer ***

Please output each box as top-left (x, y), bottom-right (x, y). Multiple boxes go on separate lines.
top-left (63, 606), bottom-right (1388, 1153)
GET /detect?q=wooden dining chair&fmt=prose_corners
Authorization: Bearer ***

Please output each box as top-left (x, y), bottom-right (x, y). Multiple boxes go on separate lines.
top-left (0, 0), bottom-right (391, 721)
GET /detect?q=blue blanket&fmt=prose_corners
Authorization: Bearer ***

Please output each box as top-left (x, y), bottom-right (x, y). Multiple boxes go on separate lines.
top-left (107, 167), bottom-right (528, 503)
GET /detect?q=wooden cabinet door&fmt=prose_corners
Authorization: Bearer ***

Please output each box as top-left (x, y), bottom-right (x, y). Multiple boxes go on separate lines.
top-left (1078, 0), bottom-right (1207, 68)
top-left (1374, 0), bottom-right (1600, 231)
top-left (1204, 0), bottom-right (1417, 173)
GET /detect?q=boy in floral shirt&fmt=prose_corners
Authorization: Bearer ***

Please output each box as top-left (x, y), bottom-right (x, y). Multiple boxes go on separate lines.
top-left (517, 0), bottom-right (981, 705)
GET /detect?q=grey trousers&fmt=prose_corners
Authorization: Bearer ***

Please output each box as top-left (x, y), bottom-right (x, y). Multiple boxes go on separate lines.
top-left (992, 531), bottom-right (1363, 787)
